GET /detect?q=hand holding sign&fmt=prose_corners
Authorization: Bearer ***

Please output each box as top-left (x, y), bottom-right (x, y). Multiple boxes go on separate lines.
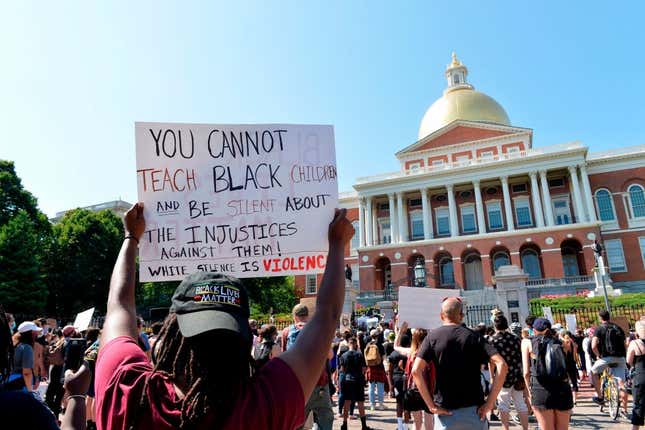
top-left (124, 202), bottom-right (145, 241)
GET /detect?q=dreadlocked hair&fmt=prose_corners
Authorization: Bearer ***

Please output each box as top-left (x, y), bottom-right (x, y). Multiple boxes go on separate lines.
top-left (0, 306), bottom-right (14, 385)
top-left (128, 313), bottom-right (254, 430)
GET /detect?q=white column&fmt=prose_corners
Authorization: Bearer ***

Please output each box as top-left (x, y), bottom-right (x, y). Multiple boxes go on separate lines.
top-left (529, 171), bottom-right (545, 228)
top-left (579, 164), bottom-right (597, 222)
top-left (473, 180), bottom-right (486, 234)
top-left (365, 197), bottom-right (373, 245)
top-left (421, 188), bottom-right (433, 239)
top-left (358, 198), bottom-right (366, 247)
top-left (446, 184), bottom-right (459, 237)
top-left (388, 193), bottom-right (398, 243)
top-left (501, 176), bottom-right (515, 231)
top-left (568, 165), bottom-right (586, 223)
top-left (539, 170), bottom-right (555, 226)
top-left (372, 201), bottom-right (379, 245)
top-left (396, 192), bottom-right (406, 242)
top-left (401, 197), bottom-right (409, 241)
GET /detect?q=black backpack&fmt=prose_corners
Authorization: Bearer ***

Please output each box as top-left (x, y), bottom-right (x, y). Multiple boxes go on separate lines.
top-left (534, 337), bottom-right (568, 381)
top-left (603, 323), bottom-right (625, 357)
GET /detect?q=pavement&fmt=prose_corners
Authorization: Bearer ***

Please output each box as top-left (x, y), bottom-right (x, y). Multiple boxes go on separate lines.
top-left (327, 380), bottom-right (633, 429)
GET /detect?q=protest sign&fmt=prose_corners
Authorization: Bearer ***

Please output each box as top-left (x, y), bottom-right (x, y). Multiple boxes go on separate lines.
top-left (542, 307), bottom-right (554, 323)
top-left (397, 287), bottom-right (460, 329)
top-left (340, 313), bottom-right (351, 333)
top-left (613, 316), bottom-right (630, 335)
top-left (73, 307), bottom-right (95, 332)
top-left (565, 314), bottom-right (577, 333)
top-left (135, 123), bottom-right (338, 282)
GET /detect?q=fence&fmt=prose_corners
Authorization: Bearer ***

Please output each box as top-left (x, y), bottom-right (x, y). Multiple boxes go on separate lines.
top-left (256, 319), bottom-right (291, 330)
top-left (465, 304), bottom-right (495, 327)
top-left (529, 303), bottom-right (645, 330)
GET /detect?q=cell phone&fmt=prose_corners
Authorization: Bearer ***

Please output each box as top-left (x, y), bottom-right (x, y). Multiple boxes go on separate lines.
top-left (65, 338), bottom-right (85, 371)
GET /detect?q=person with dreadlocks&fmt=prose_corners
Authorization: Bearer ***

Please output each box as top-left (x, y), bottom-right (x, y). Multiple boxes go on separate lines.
top-left (95, 203), bottom-right (353, 430)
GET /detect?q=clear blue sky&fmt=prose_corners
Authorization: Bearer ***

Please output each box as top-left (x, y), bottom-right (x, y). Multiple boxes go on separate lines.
top-left (2, 2), bottom-right (644, 217)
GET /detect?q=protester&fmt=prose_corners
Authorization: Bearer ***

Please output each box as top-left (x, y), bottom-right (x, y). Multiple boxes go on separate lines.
top-left (336, 330), bottom-right (355, 418)
top-left (365, 329), bottom-right (387, 411)
top-left (46, 328), bottom-right (66, 416)
top-left (147, 322), bottom-right (163, 350)
top-left (253, 324), bottom-right (281, 369)
top-left (95, 203), bottom-right (353, 430)
top-left (7, 321), bottom-right (42, 393)
top-left (582, 327), bottom-right (596, 382)
top-left (489, 314), bottom-right (529, 430)
top-left (388, 332), bottom-right (410, 430)
top-left (559, 330), bottom-right (579, 404)
top-left (395, 322), bottom-right (432, 430)
top-left (591, 310), bottom-right (628, 409)
top-left (627, 319), bottom-right (645, 429)
top-left (412, 297), bottom-right (508, 430)
top-left (339, 337), bottom-right (373, 430)
top-left (521, 317), bottom-right (573, 430)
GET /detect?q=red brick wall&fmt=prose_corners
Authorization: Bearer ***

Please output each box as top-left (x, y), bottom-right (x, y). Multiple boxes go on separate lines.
top-left (414, 126), bottom-right (511, 151)
top-left (452, 150), bottom-right (473, 162)
top-left (501, 142), bottom-right (525, 152)
top-left (589, 167), bottom-right (645, 229)
top-left (476, 146), bottom-right (499, 157)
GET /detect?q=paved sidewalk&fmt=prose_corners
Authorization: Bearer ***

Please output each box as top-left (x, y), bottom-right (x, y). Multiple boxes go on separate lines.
top-left (329, 381), bottom-right (633, 429)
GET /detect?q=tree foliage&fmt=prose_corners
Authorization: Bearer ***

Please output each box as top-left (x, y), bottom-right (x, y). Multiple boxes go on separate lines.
top-left (243, 276), bottom-right (297, 317)
top-left (0, 210), bottom-right (48, 313)
top-left (0, 161), bottom-right (49, 233)
top-left (45, 209), bottom-right (123, 317)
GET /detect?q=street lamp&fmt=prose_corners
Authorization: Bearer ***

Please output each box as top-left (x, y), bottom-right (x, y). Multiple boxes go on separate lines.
top-left (414, 258), bottom-right (426, 287)
top-left (593, 240), bottom-right (611, 313)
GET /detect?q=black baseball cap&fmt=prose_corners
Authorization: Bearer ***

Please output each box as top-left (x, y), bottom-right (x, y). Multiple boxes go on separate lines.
top-left (171, 271), bottom-right (250, 339)
top-left (533, 317), bottom-right (552, 332)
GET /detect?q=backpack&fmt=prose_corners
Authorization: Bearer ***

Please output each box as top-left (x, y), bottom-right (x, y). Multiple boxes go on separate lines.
top-left (253, 340), bottom-right (274, 368)
top-left (534, 337), bottom-right (567, 381)
top-left (603, 323), bottom-right (625, 357)
top-left (286, 324), bottom-right (302, 351)
top-left (364, 343), bottom-right (382, 366)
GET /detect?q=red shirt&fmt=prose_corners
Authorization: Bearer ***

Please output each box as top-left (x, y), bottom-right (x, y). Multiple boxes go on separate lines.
top-left (95, 336), bottom-right (304, 430)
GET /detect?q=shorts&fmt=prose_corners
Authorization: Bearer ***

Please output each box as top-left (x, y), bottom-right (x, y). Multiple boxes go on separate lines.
top-left (341, 378), bottom-right (365, 402)
top-left (392, 376), bottom-right (405, 401)
top-left (497, 387), bottom-right (528, 414)
top-left (590, 356), bottom-right (627, 381)
top-left (434, 406), bottom-right (488, 430)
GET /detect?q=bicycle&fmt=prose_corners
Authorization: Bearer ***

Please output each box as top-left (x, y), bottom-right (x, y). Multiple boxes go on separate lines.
top-left (599, 363), bottom-right (620, 420)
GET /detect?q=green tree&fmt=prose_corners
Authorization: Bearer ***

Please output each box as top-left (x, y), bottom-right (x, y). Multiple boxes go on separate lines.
top-left (243, 276), bottom-right (297, 316)
top-left (45, 209), bottom-right (123, 317)
top-left (0, 210), bottom-right (48, 313)
top-left (0, 160), bottom-right (49, 233)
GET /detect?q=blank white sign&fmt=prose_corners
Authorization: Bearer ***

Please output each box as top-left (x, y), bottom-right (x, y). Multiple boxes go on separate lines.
top-left (397, 287), bottom-right (461, 329)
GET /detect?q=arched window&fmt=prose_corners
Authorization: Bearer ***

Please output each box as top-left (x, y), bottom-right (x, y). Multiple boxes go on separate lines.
top-left (594, 189), bottom-right (615, 221)
top-left (521, 249), bottom-right (541, 279)
top-left (493, 251), bottom-right (511, 271)
top-left (350, 221), bottom-right (360, 250)
top-left (629, 184), bottom-right (645, 218)
top-left (439, 257), bottom-right (455, 286)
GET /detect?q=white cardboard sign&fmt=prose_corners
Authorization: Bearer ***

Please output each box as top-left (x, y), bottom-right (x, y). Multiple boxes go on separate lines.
top-left (397, 287), bottom-right (461, 329)
top-left (543, 306), bottom-right (554, 324)
top-left (565, 314), bottom-right (577, 333)
top-left (73, 307), bottom-right (95, 332)
top-left (135, 123), bottom-right (338, 282)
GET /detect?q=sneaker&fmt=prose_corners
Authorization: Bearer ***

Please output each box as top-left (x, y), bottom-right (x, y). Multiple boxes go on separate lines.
top-left (511, 414), bottom-right (521, 423)
top-left (369, 405), bottom-right (375, 412)
top-left (592, 396), bottom-right (605, 405)
top-left (378, 403), bottom-right (386, 410)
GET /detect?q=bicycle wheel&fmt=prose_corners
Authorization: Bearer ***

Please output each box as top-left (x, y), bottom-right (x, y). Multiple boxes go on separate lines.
top-left (607, 379), bottom-right (620, 420)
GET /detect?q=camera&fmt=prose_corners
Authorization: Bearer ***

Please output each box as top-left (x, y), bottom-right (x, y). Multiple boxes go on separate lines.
top-left (64, 338), bottom-right (85, 371)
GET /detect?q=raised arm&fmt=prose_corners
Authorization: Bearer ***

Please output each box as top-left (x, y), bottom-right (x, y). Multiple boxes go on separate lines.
top-left (280, 209), bottom-right (353, 399)
top-left (101, 203), bottom-right (145, 345)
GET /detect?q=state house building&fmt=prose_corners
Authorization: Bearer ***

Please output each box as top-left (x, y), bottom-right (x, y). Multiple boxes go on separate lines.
top-left (295, 54), bottom-right (645, 303)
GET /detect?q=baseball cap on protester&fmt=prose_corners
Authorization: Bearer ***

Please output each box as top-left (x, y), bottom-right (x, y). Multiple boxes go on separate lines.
top-left (533, 317), bottom-right (552, 332)
top-left (62, 325), bottom-right (76, 337)
top-left (171, 271), bottom-right (250, 339)
top-left (18, 321), bottom-right (42, 333)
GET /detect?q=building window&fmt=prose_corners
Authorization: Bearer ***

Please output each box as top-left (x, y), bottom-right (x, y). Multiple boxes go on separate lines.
top-left (521, 249), bottom-right (541, 279)
top-left (461, 205), bottom-right (477, 233)
top-left (350, 221), bottom-right (360, 251)
top-left (594, 189), bottom-right (616, 221)
top-left (378, 220), bottom-right (391, 244)
top-left (408, 198), bottom-right (422, 207)
top-left (305, 275), bottom-right (317, 294)
top-left (408, 162), bottom-right (421, 171)
top-left (639, 237), bottom-right (645, 268)
top-left (493, 251), bottom-right (511, 271)
top-left (629, 184), bottom-right (645, 218)
top-left (553, 198), bottom-right (571, 225)
top-left (439, 257), bottom-right (455, 286)
top-left (480, 151), bottom-right (494, 159)
top-left (604, 239), bottom-right (627, 272)
top-left (410, 212), bottom-right (424, 240)
top-left (432, 159), bottom-right (445, 167)
top-left (378, 202), bottom-right (389, 211)
top-left (514, 198), bottom-right (533, 227)
top-left (436, 207), bottom-right (450, 236)
top-left (511, 183), bottom-right (527, 193)
top-left (455, 155), bottom-right (470, 165)
top-left (487, 201), bottom-right (504, 230)
top-left (351, 264), bottom-right (360, 289)
top-left (548, 178), bottom-right (565, 188)
top-left (506, 147), bottom-right (521, 155)
top-left (453, 75), bottom-right (460, 85)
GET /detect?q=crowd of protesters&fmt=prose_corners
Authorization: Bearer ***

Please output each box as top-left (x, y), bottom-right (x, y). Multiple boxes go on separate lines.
top-left (0, 203), bottom-right (644, 430)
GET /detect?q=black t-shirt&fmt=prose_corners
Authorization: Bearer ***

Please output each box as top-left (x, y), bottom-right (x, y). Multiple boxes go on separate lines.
top-left (594, 323), bottom-right (626, 358)
top-left (340, 349), bottom-right (365, 381)
top-left (417, 324), bottom-right (498, 410)
top-left (383, 341), bottom-right (395, 357)
top-left (388, 350), bottom-right (407, 379)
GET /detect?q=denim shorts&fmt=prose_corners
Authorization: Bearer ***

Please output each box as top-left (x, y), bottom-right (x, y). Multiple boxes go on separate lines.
top-left (434, 406), bottom-right (488, 430)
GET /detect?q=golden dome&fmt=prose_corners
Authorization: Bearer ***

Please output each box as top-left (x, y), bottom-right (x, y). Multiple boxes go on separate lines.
top-left (418, 54), bottom-right (510, 140)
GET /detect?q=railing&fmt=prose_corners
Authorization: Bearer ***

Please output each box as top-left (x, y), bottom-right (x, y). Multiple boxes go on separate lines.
top-left (356, 141), bottom-right (584, 184)
top-left (525, 275), bottom-right (595, 288)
